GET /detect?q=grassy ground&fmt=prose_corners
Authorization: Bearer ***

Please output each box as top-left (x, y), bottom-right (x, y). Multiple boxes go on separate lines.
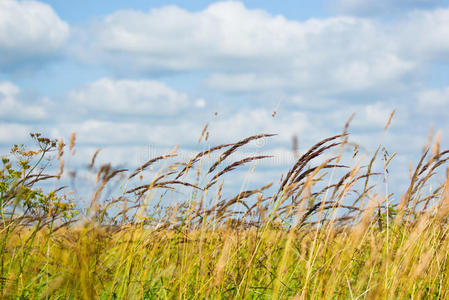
top-left (1, 128), bottom-right (449, 299)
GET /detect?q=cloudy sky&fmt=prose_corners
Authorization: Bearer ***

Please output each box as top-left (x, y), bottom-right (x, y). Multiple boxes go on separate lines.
top-left (1, 0), bottom-right (449, 196)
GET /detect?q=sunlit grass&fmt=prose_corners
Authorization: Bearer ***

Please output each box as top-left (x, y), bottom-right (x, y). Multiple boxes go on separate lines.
top-left (1, 123), bottom-right (449, 299)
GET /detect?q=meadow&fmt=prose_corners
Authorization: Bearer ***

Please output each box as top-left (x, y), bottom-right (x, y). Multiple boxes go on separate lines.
top-left (1, 119), bottom-right (449, 299)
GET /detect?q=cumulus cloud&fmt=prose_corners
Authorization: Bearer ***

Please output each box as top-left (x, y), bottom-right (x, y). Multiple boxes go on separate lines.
top-left (46, 106), bottom-right (310, 150)
top-left (0, 77), bottom-right (207, 147)
top-left (49, 120), bottom-right (201, 147)
top-left (205, 73), bottom-right (291, 92)
top-left (398, 8), bottom-right (449, 61)
top-left (0, 123), bottom-right (32, 144)
top-left (0, 0), bottom-right (69, 72)
top-left (0, 81), bottom-right (48, 121)
top-left (74, 2), bottom-right (300, 72)
top-left (67, 78), bottom-right (194, 117)
top-left (359, 103), bottom-right (397, 128)
top-left (418, 86), bottom-right (449, 112)
top-left (73, 1), bottom-right (416, 96)
top-left (45, 77), bottom-right (206, 148)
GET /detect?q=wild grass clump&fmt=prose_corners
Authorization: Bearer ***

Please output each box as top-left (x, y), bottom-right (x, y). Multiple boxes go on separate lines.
top-left (1, 123), bottom-right (449, 299)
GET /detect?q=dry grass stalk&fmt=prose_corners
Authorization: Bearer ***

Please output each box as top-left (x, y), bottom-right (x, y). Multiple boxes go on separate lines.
top-left (175, 143), bottom-right (233, 180)
top-left (278, 134), bottom-right (344, 195)
top-left (128, 154), bottom-right (176, 179)
top-left (205, 155), bottom-right (272, 190)
top-left (384, 109), bottom-right (395, 131)
top-left (208, 133), bottom-right (276, 173)
top-left (89, 148), bottom-right (101, 169)
top-left (2, 128), bottom-right (449, 298)
top-left (198, 123), bottom-right (208, 143)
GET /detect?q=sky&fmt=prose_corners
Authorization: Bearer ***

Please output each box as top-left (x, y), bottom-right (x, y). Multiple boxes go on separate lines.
top-left (1, 0), bottom-right (449, 199)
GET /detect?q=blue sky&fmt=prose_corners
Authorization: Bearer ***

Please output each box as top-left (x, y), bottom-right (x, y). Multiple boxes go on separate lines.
top-left (1, 0), bottom-right (449, 197)
top-left (39, 1), bottom-right (329, 23)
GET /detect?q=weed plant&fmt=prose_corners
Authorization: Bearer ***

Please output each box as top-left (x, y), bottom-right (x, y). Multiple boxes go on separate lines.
top-left (1, 121), bottom-right (449, 299)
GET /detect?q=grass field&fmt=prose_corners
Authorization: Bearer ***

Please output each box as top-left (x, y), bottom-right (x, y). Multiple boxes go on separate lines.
top-left (1, 124), bottom-right (449, 299)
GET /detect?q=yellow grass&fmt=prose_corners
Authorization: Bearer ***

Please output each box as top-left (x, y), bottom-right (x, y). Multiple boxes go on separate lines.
top-left (1, 128), bottom-right (449, 298)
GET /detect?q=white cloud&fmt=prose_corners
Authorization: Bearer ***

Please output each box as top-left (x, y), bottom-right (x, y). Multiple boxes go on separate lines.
top-left (361, 103), bottom-right (396, 127)
top-left (67, 78), bottom-right (193, 116)
top-left (399, 8), bottom-right (449, 61)
top-left (206, 52), bottom-right (414, 94)
top-left (0, 123), bottom-right (32, 144)
top-left (205, 73), bottom-right (292, 92)
top-left (330, 55), bottom-right (415, 92)
top-left (194, 98), bottom-right (206, 108)
top-left (48, 119), bottom-right (202, 148)
top-left (75, 2), bottom-right (302, 71)
top-left (418, 86), bottom-right (449, 111)
top-left (74, 1), bottom-right (415, 95)
top-left (0, 0), bottom-right (69, 71)
top-left (0, 81), bottom-right (48, 121)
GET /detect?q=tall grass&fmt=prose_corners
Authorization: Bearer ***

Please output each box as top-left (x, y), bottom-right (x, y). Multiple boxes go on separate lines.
top-left (1, 124), bottom-right (449, 299)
